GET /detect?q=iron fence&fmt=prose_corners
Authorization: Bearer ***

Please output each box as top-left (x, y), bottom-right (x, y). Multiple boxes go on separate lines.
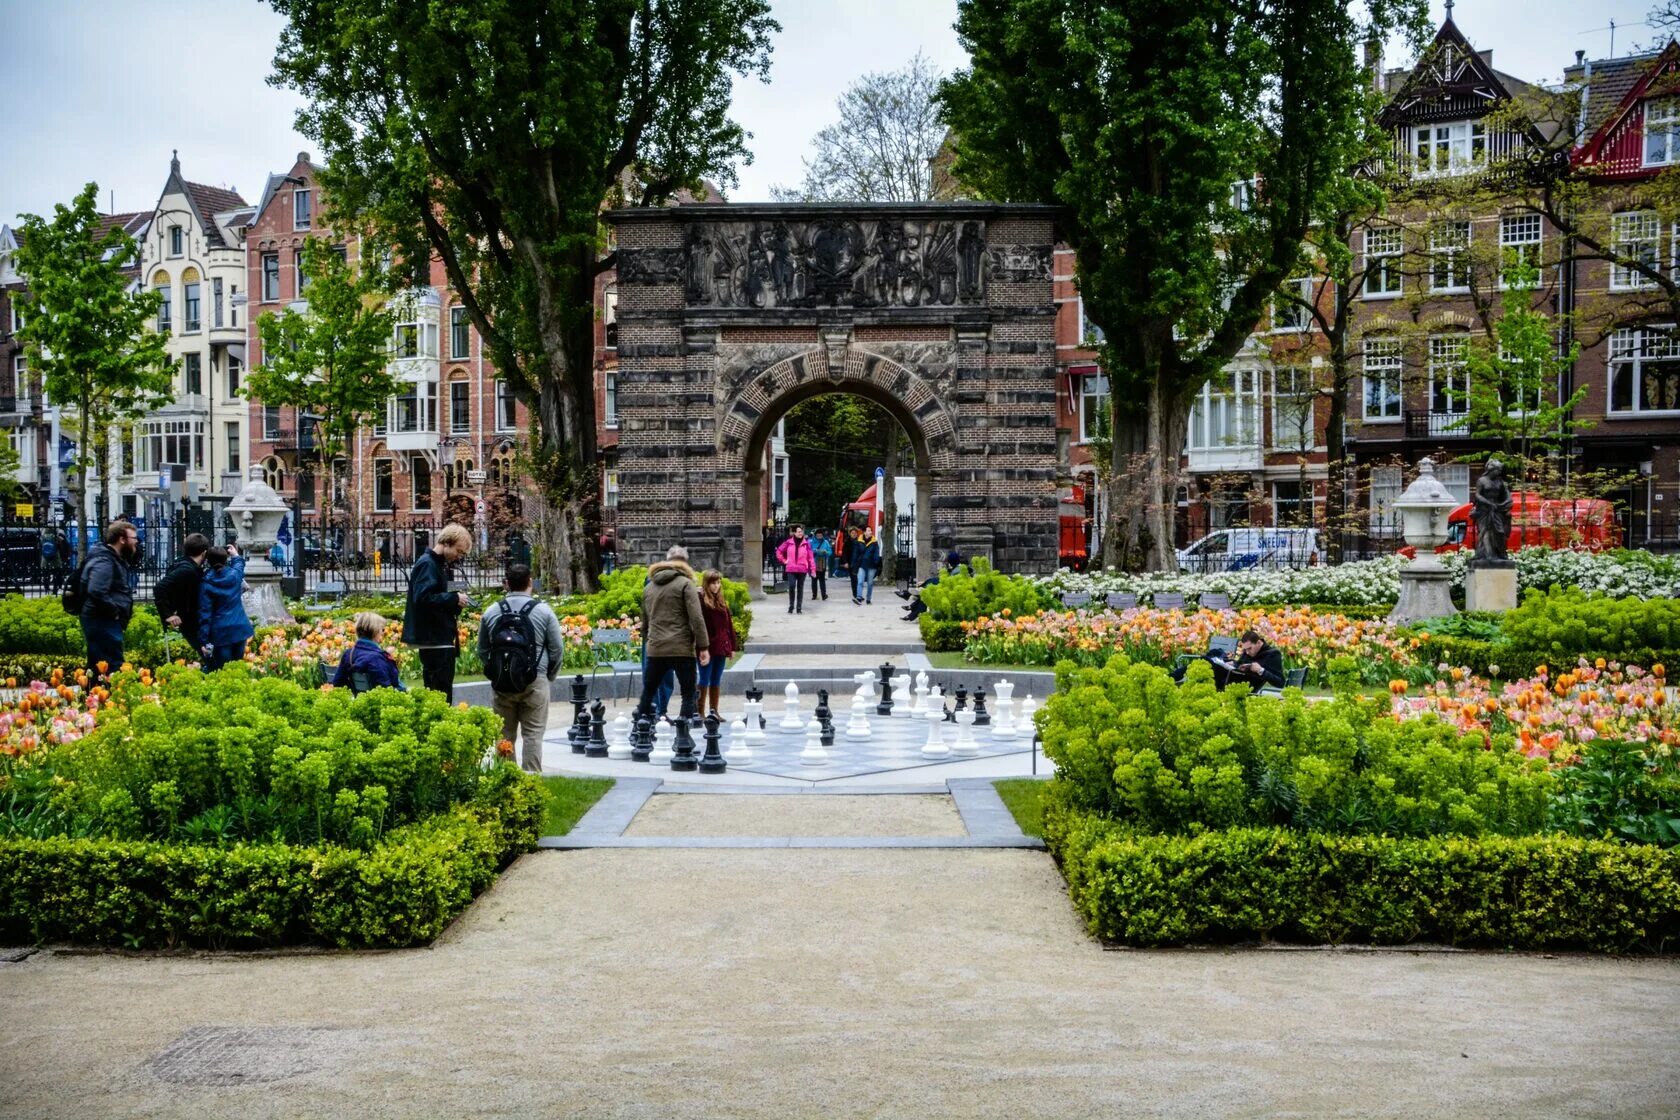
top-left (284, 515), bottom-right (529, 594)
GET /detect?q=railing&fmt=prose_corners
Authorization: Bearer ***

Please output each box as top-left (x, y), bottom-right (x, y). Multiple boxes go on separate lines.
top-left (1405, 410), bottom-right (1474, 439)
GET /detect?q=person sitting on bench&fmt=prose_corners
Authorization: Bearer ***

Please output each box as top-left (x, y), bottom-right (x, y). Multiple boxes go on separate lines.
top-left (900, 550), bottom-right (965, 621)
top-left (331, 611), bottom-right (405, 694)
top-left (1174, 629), bottom-right (1284, 693)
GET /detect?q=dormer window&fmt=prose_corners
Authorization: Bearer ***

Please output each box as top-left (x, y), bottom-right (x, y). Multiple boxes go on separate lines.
top-left (168, 225), bottom-right (184, 257)
top-left (294, 188), bottom-right (313, 230)
top-left (1645, 101), bottom-right (1680, 167)
top-left (1413, 120), bottom-right (1485, 177)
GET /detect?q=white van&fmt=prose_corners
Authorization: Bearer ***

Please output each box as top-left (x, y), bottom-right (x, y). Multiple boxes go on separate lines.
top-left (1176, 528), bottom-right (1321, 573)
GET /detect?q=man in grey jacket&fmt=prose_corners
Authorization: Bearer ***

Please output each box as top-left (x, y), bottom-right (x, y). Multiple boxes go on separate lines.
top-left (477, 563), bottom-right (565, 773)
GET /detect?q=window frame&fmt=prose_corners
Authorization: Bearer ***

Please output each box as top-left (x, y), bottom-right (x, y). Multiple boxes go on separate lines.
top-left (1362, 337), bottom-right (1403, 421)
top-left (604, 368), bottom-right (618, 428)
top-left (1077, 373), bottom-right (1111, 445)
top-left (168, 225), bottom-right (183, 257)
top-left (1269, 366), bottom-right (1316, 451)
top-left (183, 279), bottom-right (201, 333)
top-left (1369, 465), bottom-right (1404, 537)
top-left (1611, 211), bottom-right (1662, 291)
top-left (1499, 213), bottom-right (1543, 284)
top-left (260, 253), bottom-right (281, 302)
top-left (373, 458), bottom-right (395, 512)
top-left (1429, 221), bottom-right (1472, 294)
top-left (226, 352), bottom-right (242, 399)
top-left (1270, 277), bottom-right (1314, 333)
top-left (1608, 325), bottom-right (1680, 416)
top-left (450, 381), bottom-right (470, 433)
top-left (496, 380), bottom-right (518, 432)
top-left (293, 188), bottom-right (312, 230)
top-left (1413, 120), bottom-right (1487, 177)
top-left (262, 405), bottom-right (282, 441)
top-left (1186, 367), bottom-right (1260, 450)
top-left (1362, 226), bottom-right (1404, 298)
top-left (183, 352), bottom-right (203, 396)
top-left (1427, 333), bottom-right (1471, 425)
top-left (225, 420), bottom-right (240, 474)
top-left (449, 306), bottom-right (470, 360)
top-left (1645, 100), bottom-right (1680, 168)
top-left (155, 282), bottom-right (173, 334)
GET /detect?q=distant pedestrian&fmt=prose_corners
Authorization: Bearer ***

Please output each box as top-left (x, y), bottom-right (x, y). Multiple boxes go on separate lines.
top-left (403, 523), bottom-right (474, 702)
top-left (697, 569), bottom-right (735, 719)
top-left (635, 545), bottom-right (709, 724)
top-left (154, 532), bottom-right (210, 658)
top-left (599, 530), bottom-right (618, 576)
top-left (844, 526), bottom-right (864, 602)
top-left (73, 521), bottom-right (139, 681)
top-left (478, 564), bottom-right (565, 774)
top-left (854, 529), bottom-right (881, 605)
top-left (776, 524), bottom-right (815, 614)
top-left (811, 532), bottom-right (833, 600)
top-left (198, 543), bottom-right (254, 671)
top-left (331, 612), bottom-right (405, 694)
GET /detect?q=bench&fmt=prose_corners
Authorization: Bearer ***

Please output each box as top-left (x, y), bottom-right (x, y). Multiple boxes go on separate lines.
top-left (591, 627), bottom-right (640, 697)
top-left (1258, 666), bottom-right (1311, 697)
top-left (1105, 592), bottom-right (1138, 610)
top-left (1060, 592), bottom-right (1092, 608)
top-left (1152, 591), bottom-right (1186, 611)
top-left (1198, 592), bottom-right (1232, 612)
top-left (309, 579), bottom-right (347, 609)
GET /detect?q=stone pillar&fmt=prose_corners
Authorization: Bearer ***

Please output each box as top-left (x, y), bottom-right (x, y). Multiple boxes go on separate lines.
top-left (1465, 566), bottom-right (1518, 613)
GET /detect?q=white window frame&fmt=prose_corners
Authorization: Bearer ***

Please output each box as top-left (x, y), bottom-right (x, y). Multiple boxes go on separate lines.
top-left (1363, 226), bottom-right (1403, 298)
top-left (1187, 368), bottom-right (1260, 450)
top-left (226, 352), bottom-right (242, 399)
top-left (1413, 120), bottom-right (1486, 177)
top-left (496, 380), bottom-right (518, 432)
top-left (1362, 337), bottom-right (1402, 421)
top-left (1076, 297), bottom-right (1106, 346)
top-left (1499, 213), bottom-right (1542, 284)
top-left (183, 279), bottom-right (201, 333)
top-left (1611, 212), bottom-right (1662, 291)
top-left (1229, 178), bottom-right (1257, 212)
top-left (8, 303), bottom-right (22, 333)
top-left (603, 286), bottom-right (619, 350)
top-left (1427, 334), bottom-right (1470, 432)
top-left (1438, 462), bottom-right (1471, 505)
top-left (450, 381), bottom-right (470, 433)
top-left (225, 421), bottom-right (241, 474)
top-left (1270, 277), bottom-right (1314, 333)
top-left (603, 469), bottom-right (620, 510)
top-left (168, 225), bottom-right (183, 257)
top-left (156, 282), bottom-right (172, 334)
top-left (1645, 100), bottom-right (1680, 167)
top-left (1429, 222), bottom-right (1471, 293)
top-left (1370, 465), bottom-right (1403, 537)
top-left (604, 369), bottom-right (618, 428)
top-left (1077, 374), bottom-right (1110, 444)
top-left (12, 353), bottom-right (27, 397)
top-left (1608, 325), bottom-right (1680, 416)
top-left (1271, 480), bottom-right (1314, 528)
top-left (293, 188), bottom-right (312, 230)
top-left (1269, 366), bottom-right (1315, 451)
top-left (261, 253), bottom-right (281, 302)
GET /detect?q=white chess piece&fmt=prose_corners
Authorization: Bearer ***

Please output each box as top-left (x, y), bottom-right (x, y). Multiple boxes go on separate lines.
top-left (991, 679), bottom-right (1017, 740)
top-left (780, 681), bottom-right (804, 731)
top-left (856, 670), bottom-right (877, 701)
top-left (1020, 694), bottom-right (1038, 739)
top-left (846, 690), bottom-right (872, 739)
top-left (921, 702), bottom-right (950, 759)
top-left (606, 713), bottom-right (633, 759)
top-left (744, 698), bottom-right (766, 745)
top-left (952, 708), bottom-right (979, 756)
top-left (728, 716), bottom-right (752, 763)
top-left (799, 720), bottom-right (828, 765)
top-left (911, 671), bottom-right (930, 717)
top-left (650, 718), bottom-right (675, 764)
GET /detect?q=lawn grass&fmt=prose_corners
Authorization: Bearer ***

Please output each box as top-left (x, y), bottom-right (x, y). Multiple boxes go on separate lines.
top-left (993, 778), bottom-right (1048, 838)
top-left (541, 775), bottom-right (615, 836)
top-left (926, 651), bottom-right (1050, 673)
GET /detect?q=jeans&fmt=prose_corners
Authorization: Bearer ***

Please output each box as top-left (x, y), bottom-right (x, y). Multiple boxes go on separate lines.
top-left (696, 655), bottom-right (726, 688)
top-left (786, 571), bottom-right (805, 612)
top-left (493, 677), bottom-right (551, 773)
top-left (637, 655), bottom-right (698, 721)
top-left (418, 646), bottom-right (458, 703)
top-left (203, 641), bottom-right (247, 672)
top-left (601, 554), bottom-right (616, 575)
top-left (81, 615), bottom-right (125, 679)
top-left (640, 645), bottom-right (675, 717)
top-left (849, 566), bottom-right (861, 600)
top-left (858, 566), bottom-right (877, 603)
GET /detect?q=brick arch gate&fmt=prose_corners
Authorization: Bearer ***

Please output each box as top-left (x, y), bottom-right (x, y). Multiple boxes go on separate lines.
top-left (605, 202), bottom-right (1061, 593)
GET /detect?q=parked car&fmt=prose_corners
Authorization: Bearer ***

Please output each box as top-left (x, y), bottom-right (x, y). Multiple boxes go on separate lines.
top-left (1400, 493), bottom-right (1623, 558)
top-left (1176, 528), bottom-right (1321, 572)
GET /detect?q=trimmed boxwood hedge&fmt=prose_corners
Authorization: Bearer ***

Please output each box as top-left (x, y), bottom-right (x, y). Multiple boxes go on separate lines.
top-left (0, 765), bottom-right (544, 950)
top-left (1045, 795), bottom-right (1680, 951)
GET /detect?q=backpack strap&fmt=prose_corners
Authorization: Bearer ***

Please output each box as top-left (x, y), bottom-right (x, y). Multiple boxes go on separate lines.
top-left (518, 599), bottom-right (539, 619)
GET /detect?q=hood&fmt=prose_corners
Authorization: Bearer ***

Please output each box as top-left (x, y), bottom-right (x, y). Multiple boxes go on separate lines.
top-left (649, 560), bottom-right (695, 586)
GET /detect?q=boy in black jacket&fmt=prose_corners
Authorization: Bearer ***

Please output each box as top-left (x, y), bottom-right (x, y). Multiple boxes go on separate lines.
top-left (153, 533), bottom-right (210, 655)
top-left (403, 523), bottom-right (473, 701)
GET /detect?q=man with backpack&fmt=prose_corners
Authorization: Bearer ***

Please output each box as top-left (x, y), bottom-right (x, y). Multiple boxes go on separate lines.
top-left (65, 521), bottom-right (140, 681)
top-left (153, 533), bottom-right (210, 660)
top-left (477, 563), bottom-right (565, 774)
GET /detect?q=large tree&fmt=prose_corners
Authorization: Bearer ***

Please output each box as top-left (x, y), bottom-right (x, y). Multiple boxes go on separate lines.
top-left (267, 0), bottom-right (776, 592)
top-left (13, 183), bottom-right (173, 562)
top-left (941, 0), bottom-right (1422, 570)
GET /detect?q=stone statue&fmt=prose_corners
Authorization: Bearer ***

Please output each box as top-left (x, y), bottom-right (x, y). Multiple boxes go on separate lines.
top-left (1471, 459), bottom-right (1514, 567)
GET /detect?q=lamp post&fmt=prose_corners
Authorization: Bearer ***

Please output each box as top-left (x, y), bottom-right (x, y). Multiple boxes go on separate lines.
top-left (1388, 457), bottom-right (1460, 626)
top-left (228, 464), bottom-right (295, 624)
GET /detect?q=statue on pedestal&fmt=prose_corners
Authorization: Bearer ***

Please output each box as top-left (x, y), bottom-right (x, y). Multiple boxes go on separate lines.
top-left (1471, 459), bottom-right (1514, 568)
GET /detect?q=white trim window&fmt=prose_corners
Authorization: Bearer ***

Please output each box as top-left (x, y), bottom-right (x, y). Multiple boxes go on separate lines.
top-left (1438, 462), bottom-right (1471, 504)
top-left (1270, 277), bottom-right (1314, 332)
top-left (450, 380), bottom-right (470, 433)
top-left (1611, 211), bottom-right (1661, 291)
top-left (261, 252), bottom-right (281, 302)
top-left (1429, 222), bottom-right (1471, 293)
top-left (1499, 213), bottom-right (1542, 281)
top-left (1187, 368), bottom-right (1260, 450)
top-left (12, 353), bottom-right (27, 397)
top-left (1076, 297), bottom-right (1106, 346)
top-left (1270, 366), bottom-right (1315, 450)
top-left (1077, 374), bottom-right (1110, 443)
top-left (392, 311), bottom-right (438, 360)
top-left (10, 302), bottom-right (24, 333)
top-left (449, 306), bottom-right (470, 360)
top-left (1229, 178), bottom-right (1257, 212)
top-left (1427, 334), bottom-right (1470, 432)
top-left (496, 379), bottom-right (518, 431)
top-left (1362, 337), bottom-right (1402, 421)
top-left (604, 369), bottom-right (618, 428)
top-left (183, 279), bottom-right (201, 333)
top-left (1363, 226), bottom-right (1403, 298)
top-left (1645, 100), bottom-right (1680, 167)
top-left (1413, 120), bottom-right (1486, 177)
top-left (1609, 326), bottom-right (1680, 415)
top-left (293, 188), bottom-right (312, 230)
top-left (1370, 466), bottom-right (1403, 537)
top-left (603, 286), bottom-right (619, 349)
top-left (603, 468), bottom-right (620, 509)
top-left (168, 225), bottom-right (184, 257)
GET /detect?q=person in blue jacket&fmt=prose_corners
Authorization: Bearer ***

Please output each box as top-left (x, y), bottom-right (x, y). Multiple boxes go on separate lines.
top-left (198, 543), bottom-right (255, 671)
top-left (330, 611), bottom-right (405, 693)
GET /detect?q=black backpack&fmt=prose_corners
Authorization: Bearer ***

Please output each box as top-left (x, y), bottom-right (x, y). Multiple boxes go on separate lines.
top-left (60, 553), bottom-right (92, 616)
top-left (483, 599), bottom-right (541, 693)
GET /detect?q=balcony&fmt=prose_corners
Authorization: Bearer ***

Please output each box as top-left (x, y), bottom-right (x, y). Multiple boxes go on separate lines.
top-left (1404, 410), bottom-right (1474, 439)
top-left (0, 395), bottom-right (36, 418)
top-left (267, 428), bottom-right (320, 460)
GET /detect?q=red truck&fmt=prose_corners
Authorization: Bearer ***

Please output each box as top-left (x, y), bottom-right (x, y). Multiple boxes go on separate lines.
top-left (1401, 493), bottom-right (1623, 557)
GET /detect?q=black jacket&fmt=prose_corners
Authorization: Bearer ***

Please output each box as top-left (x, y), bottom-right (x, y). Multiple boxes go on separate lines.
top-left (1233, 645), bottom-right (1286, 691)
top-left (402, 549), bottom-right (462, 646)
top-left (153, 556), bottom-right (204, 644)
top-left (81, 543), bottom-right (136, 627)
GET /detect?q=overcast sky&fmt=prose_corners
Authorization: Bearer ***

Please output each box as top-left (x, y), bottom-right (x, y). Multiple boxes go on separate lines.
top-left (0, 0), bottom-right (1664, 224)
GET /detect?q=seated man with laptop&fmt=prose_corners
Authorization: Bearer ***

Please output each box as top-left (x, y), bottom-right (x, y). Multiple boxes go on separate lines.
top-left (1172, 629), bottom-right (1285, 693)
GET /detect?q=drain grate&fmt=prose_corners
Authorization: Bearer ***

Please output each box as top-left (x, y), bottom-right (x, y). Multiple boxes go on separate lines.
top-left (147, 1025), bottom-right (361, 1087)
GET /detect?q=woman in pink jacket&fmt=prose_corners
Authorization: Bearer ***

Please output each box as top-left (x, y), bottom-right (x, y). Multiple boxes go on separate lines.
top-left (776, 525), bottom-right (817, 615)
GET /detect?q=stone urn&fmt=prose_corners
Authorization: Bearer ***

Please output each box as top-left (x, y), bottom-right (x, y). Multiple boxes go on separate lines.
top-left (227, 465), bottom-right (294, 625)
top-left (1388, 458), bottom-right (1460, 626)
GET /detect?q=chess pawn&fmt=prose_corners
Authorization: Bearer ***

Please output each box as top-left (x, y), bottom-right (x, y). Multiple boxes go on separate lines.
top-left (846, 690), bottom-right (872, 739)
top-left (699, 713), bottom-right (727, 774)
top-left (952, 708), bottom-right (980, 756)
top-left (800, 720), bottom-right (828, 765)
top-left (728, 716), bottom-right (753, 763)
top-left (972, 687), bottom-right (990, 727)
top-left (607, 713), bottom-right (633, 760)
top-left (586, 700), bottom-right (609, 758)
top-left (670, 717), bottom-right (698, 772)
top-left (780, 681), bottom-right (804, 731)
top-left (650, 719), bottom-right (676, 764)
top-left (921, 704), bottom-right (950, 759)
top-left (630, 713), bottom-right (654, 762)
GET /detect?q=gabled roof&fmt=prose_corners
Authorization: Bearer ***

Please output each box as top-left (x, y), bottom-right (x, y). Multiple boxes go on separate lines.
top-left (152, 151), bottom-right (247, 250)
top-left (1570, 42), bottom-right (1680, 161)
top-left (250, 153), bottom-right (321, 232)
top-left (1380, 18), bottom-right (1527, 128)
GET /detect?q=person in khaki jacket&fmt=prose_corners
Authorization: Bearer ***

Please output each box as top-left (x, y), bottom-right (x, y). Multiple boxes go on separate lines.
top-left (635, 545), bottom-right (710, 723)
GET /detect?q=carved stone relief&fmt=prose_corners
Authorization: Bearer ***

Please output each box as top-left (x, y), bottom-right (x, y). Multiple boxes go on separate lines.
top-left (854, 342), bottom-right (959, 401)
top-left (713, 343), bottom-right (823, 399)
top-left (616, 246), bottom-right (686, 286)
top-left (985, 244), bottom-right (1052, 283)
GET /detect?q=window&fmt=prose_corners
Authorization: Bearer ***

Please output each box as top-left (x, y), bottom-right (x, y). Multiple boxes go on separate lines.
top-left (168, 225), bottom-right (183, 257)
top-left (1270, 367), bottom-right (1315, 450)
top-left (1413, 120), bottom-right (1486, 176)
top-left (1271, 278), bottom-right (1313, 332)
top-left (227, 352), bottom-right (242, 398)
top-left (603, 469), bottom-right (620, 509)
top-left (1187, 368), bottom-right (1260, 449)
top-left (212, 278), bottom-right (224, 328)
top-left (603, 287), bottom-right (618, 349)
top-left (1609, 326), bottom-right (1680, 414)
top-left (293, 188), bottom-right (312, 230)
top-left (496, 380), bottom-right (517, 431)
top-left (1370, 466), bottom-right (1403, 536)
top-left (261, 253), bottom-right (280, 301)
top-left (374, 459), bottom-right (394, 511)
top-left (10, 302), bottom-right (23, 333)
top-left (1362, 337), bottom-right (1402, 420)
top-left (1078, 374), bottom-right (1110, 443)
top-left (1229, 178), bottom-right (1257, 211)
top-left (183, 279), bottom-right (201, 332)
top-left (412, 457), bottom-right (432, 510)
top-left (1496, 344), bottom-right (1545, 415)
top-left (392, 313), bottom-right (438, 359)
top-left (1439, 462), bottom-right (1471, 504)
top-left (230, 285), bottom-right (239, 328)
top-left (604, 369), bottom-right (618, 427)
top-left (183, 352), bottom-right (202, 396)
top-left (261, 456), bottom-right (285, 491)
top-left (1363, 226), bottom-right (1403, 297)
top-left (294, 249), bottom-right (308, 294)
top-left (1611, 212), bottom-right (1661, 291)
top-left (156, 282), bottom-right (172, 334)
top-left (1646, 100), bottom-right (1680, 167)
top-left (1076, 297), bottom-right (1105, 346)
top-left (449, 306), bottom-right (470, 359)
top-left (1427, 334), bottom-right (1470, 433)
top-left (450, 381), bottom-right (470, 432)
top-left (1429, 222), bottom-right (1471, 292)
top-left (12, 354), bottom-right (26, 399)
top-left (1499, 214), bottom-right (1542, 280)
top-left (263, 405), bottom-right (282, 440)
top-left (135, 418), bottom-right (205, 473)
top-left (225, 421), bottom-right (240, 474)
top-left (1272, 481), bottom-right (1311, 527)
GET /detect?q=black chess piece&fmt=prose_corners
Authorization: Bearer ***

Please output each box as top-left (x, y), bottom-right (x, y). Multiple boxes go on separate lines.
top-left (877, 661), bottom-right (896, 716)
top-left (699, 713), bottom-right (727, 774)
top-left (630, 713), bottom-right (653, 762)
top-left (586, 699), bottom-right (608, 758)
top-left (954, 687), bottom-right (968, 712)
top-left (819, 716), bottom-right (835, 748)
top-left (670, 717), bottom-right (698, 771)
top-left (944, 683), bottom-right (957, 722)
top-left (814, 688), bottom-right (832, 727)
top-left (973, 687), bottom-right (990, 727)
top-left (568, 674), bottom-right (590, 752)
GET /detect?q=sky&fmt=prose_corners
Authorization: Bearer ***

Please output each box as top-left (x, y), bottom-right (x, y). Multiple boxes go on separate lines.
top-left (0, 0), bottom-right (1667, 225)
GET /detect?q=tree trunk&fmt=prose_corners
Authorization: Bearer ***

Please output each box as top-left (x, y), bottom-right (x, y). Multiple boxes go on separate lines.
top-left (1102, 376), bottom-right (1188, 572)
top-left (75, 397), bottom-right (90, 567)
top-left (1323, 362), bottom-right (1349, 564)
top-left (526, 247), bottom-right (600, 596)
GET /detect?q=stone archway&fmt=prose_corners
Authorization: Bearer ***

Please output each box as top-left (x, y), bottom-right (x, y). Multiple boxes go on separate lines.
top-left (605, 202), bottom-right (1062, 588)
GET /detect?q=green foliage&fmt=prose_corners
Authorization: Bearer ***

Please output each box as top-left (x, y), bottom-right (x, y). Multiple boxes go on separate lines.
top-left (0, 595), bottom-right (163, 660)
top-left (1409, 612), bottom-right (1504, 642)
top-left (1044, 805), bottom-right (1680, 950)
top-left (781, 394), bottom-right (898, 527)
top-left (918, 616), bottom-right (966, 652)
top-left (1503, 587), bottom-right (1680, 662)
top-left (918, 558), bottom-right (1053, 622)
top-left (1551, 738), bottom-right (1680, 848)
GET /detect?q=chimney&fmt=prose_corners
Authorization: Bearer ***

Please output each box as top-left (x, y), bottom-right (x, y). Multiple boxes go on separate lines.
top-left (1576, 49), bottom-right (1585, 65)
top-left (1364, 37), bottom-right (1383, 95)
top-left (298, 152), bottom-right (311, 165)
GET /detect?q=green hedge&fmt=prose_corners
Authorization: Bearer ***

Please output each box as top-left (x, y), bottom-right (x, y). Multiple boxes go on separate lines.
top-left (0, 765), bottom-right (543, 949)
top-left (918, 616), bottom-right (965, 652)
top-left (1046, 800), bottom-right (1680, 951)
top-left (0, 594), bottom-right (165, 662)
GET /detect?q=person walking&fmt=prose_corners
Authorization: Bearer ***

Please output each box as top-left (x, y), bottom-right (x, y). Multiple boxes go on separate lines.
top-left (477, 564), bottom-right (565, 774)
top-left (697, 569), bottom-right (735, 718)
top-left (154, 532), bottom-right (210, 660)
top-left (74, 521), bottom-right (139, 680)
top-left (811, 532), bottom-right (832, 600)
top-left (403, 523), bottom-right (473, 702)
top-left (634, 545), bottom-right (709, 725)
top-left (197, 543), bottom-right (255, 671)
top-left (775, 525), bottom-right (816, 614)
top-left (843, 526), bottom-right (864, 602)
top-left (854, 529), bottom-right (881, 605)
top-left (331, 612), bottom-right (405, 694)
top-left (599, 530), bottom-right (617, 576)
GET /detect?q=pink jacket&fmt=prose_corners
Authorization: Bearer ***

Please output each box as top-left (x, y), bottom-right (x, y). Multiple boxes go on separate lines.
top-left (776, 536), bottom-right (816, 575)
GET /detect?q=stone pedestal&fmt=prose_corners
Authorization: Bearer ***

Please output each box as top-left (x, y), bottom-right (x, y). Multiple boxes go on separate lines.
top-left (1389, 560), bottom-right (1457, 626)
top-left (241, 558), bottom-right (293, 626)
top-left (1466, 565), bottom-right (1519, 614)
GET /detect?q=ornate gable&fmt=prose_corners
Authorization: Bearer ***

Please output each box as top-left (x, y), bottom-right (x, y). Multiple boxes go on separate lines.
top-left (1573, 42), bottom-right (1680, 178)
top-left (1381, 20), bottom-right (1509, 127)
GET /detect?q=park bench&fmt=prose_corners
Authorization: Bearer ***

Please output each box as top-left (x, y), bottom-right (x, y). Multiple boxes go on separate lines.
top-left (1198, 592), bottom-right (1232, 611)
top-left (591, 626), bottom-right (640, 698)
top-left (1105, 592), bottom-right (1138, 610)
top-left (1153, 591), bottom-right (1187, 611)
top-left (1060, 592), bottom-right (1092, 608)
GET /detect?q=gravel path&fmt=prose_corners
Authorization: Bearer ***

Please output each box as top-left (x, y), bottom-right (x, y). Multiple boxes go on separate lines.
top-left (2, 848), bottom-right (1676, 1119)
top-left (621, 793), bottom-right (967, 837)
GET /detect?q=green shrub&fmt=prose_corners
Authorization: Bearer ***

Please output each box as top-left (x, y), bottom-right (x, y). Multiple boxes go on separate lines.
top-left (1045, 803), bottom-right (1680, 951)
top-left (918, 616), bottom-right (966, 652)
top-left (0, 595), bottom-right (163, 660)
top-left (919, 558), bottom-right (1054, 622)
top-left (1504, 586), bottom-right (1680, 661)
